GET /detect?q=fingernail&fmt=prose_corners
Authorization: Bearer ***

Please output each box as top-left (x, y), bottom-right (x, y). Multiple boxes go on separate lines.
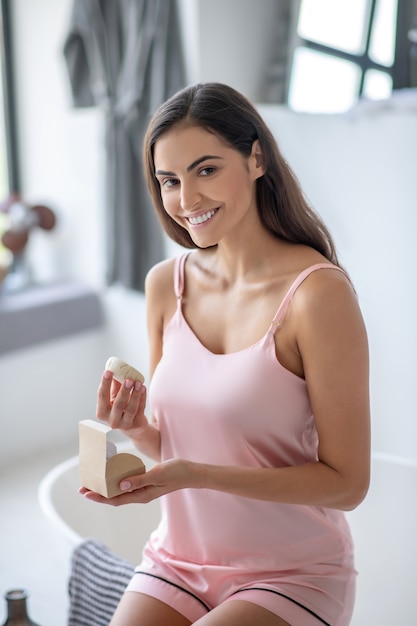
top-left (120, 480), bottom-right (131, 491)
top-left (134, 381), bottom-right (142, 391)
top-left (125, 379), bottom-right (133, 389)
top-left (103, 370), bottom-right (112, 379)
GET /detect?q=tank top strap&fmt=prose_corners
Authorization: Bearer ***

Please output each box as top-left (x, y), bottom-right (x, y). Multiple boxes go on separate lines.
top-left (174, 252), bottom-right (191, 300)
top-left (270, 263), bottom-right (348, 330)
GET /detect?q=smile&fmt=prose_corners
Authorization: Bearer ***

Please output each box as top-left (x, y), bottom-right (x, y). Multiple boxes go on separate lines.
top-left (187, 209), bottom-right (218, 225)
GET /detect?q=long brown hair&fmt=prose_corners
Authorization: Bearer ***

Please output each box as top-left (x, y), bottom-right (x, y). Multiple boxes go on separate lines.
top-left (143, 83), bottom-right (339, 265)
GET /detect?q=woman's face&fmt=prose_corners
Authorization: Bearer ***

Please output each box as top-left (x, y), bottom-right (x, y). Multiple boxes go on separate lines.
top-left (153, 125), bottom-right (264, 248)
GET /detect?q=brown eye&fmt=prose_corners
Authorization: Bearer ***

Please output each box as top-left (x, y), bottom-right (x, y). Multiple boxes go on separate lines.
top-left (161, 178), bottom-right (179, 188)
top-left (199, 167), bottom-right (216, 176)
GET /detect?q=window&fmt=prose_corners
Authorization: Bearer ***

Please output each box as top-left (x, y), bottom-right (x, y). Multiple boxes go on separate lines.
top-left (287, 0), bottom-right (415, 112)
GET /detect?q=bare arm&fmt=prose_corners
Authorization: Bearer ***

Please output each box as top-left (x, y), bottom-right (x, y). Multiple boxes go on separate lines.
top-left (95, 259), bottom-right (176, 463)
top-left (295, 269), bottom-right (371, 509)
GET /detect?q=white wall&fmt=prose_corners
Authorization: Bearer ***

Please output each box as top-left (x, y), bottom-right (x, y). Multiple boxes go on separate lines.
top-left (12, 0), bottom-right (106, 287)
top-left (0, 0), bottom-right (416, 470)
top-left (178, 0), bottom-right (278, 97)
top-left (258, 102), bottom-right (417, 461)
top-left (197, 0), bottom-right (278, 100)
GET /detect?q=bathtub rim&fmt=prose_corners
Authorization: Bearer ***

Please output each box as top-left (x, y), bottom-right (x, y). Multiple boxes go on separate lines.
top-left (38, 454), bottom-right (85, 547)
top-left (38, 448), bottom-right (417, 549)
top-left (38, 440), bottom-right (138, 548)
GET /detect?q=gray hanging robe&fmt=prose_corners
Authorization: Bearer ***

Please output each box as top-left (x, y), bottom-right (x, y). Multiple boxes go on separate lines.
top-left (63, 0), bottom-right (186, 291)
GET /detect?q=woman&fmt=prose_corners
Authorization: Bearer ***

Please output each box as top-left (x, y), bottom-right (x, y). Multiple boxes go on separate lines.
top-left (82, 83), bottom-right (370, 626)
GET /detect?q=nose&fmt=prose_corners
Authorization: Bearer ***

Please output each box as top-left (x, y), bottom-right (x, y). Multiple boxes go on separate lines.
top-left (180, 180), bottom-right (201, 212)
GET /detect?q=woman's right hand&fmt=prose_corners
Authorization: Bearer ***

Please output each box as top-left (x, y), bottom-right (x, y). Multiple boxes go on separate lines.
top-left (96, 370), bottom-right (148, 437)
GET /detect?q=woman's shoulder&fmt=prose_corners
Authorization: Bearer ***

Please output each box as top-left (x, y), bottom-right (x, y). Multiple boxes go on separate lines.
top-left (275, 243), bottom-right (345, 282)
top-left (289, 259), bottom-right (362, 342)
top-left (291, 258), bottom-right (354, 304)
top-left (146, 256), bottom-right (175, 282)
top-left (144, 257), bottom-right (177, 307)
top-left (144, 257), bottom-right (180, 334)
top-left (274, 244), bottom-right (357, 321)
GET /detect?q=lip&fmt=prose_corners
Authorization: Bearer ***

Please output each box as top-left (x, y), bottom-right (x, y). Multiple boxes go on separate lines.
top-left (186, 208), bottom-right (219, 226)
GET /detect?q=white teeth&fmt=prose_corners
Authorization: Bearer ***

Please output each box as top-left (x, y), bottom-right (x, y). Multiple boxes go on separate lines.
top-left (188, 209), bottom-right (216, 225)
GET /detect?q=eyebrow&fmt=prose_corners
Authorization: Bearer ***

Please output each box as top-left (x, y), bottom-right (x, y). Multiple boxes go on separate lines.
top-left (155, 155), bottom-right (223, 177)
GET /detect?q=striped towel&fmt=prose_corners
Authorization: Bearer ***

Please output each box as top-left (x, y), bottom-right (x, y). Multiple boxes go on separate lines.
top-left (68, 539), bottom-right (135, 625)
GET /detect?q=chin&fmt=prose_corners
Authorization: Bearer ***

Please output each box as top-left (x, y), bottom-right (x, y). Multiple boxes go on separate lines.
top-left (189, 233), bottom-right (219, 249)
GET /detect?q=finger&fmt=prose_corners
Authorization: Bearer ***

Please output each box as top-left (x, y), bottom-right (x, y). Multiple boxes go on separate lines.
top-left (118, 382), bottom-right (145, 428)
top-left (96, 370), bottom-right (114, 420)
top-left (79, 486), bottom-right (142, 507)
top-left (118, 466), bottom-right (166, 501)
top-left (111, 378), bottom-right (136, 410)
top-left (107, 379), bottom-right (136, 428)
top-left (110, 376), bottom-right (123, 402)
top-left (119, 466), bottom-right (155, 492)
top-left (138, 383), bottom-right (147, 412)
top-left (78, 487), bottom-right (107, 503)
top-left (119, 481), bottom-right (162, 504)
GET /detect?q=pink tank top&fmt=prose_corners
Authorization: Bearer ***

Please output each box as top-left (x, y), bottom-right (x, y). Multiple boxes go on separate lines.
top-left (147, 253), bottom-right (353, 572)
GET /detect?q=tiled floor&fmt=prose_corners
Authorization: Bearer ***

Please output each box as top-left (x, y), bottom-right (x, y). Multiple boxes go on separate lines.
top-left (0, 443), bottom-right (78, 626)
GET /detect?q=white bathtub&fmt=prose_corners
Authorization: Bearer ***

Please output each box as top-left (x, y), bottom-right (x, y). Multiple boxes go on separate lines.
top-left (39, 451), bottom-right (417, 626)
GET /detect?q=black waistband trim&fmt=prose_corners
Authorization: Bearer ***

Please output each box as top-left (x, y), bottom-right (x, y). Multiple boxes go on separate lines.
top-left (134, 570), bottom-right (211, 612)
top-left (230, 587), bottom-right (331, 626)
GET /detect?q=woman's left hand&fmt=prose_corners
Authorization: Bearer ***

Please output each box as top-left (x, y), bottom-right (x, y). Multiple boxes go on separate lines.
top-left (79, 459), bottom-right (193, 506)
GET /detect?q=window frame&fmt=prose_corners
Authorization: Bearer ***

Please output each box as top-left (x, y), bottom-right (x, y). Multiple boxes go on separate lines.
top-left (393, 0), bottom-right (417, 88)
top-left (286, 0), bottom-right (417, 107)
top-left (0, 0), bottom-right (20, 193)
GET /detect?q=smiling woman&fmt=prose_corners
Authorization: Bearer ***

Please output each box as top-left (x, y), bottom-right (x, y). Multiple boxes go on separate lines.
top-left (152, 125), bottom-right (263, 250)
top-left (81, 82), bottom-right (370, 626)
top-left (144, 83), bottom-right (339, 263)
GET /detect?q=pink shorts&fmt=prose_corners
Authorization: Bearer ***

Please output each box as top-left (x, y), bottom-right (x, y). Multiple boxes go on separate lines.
top-left (125, 549), bottom-right (356, 626)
